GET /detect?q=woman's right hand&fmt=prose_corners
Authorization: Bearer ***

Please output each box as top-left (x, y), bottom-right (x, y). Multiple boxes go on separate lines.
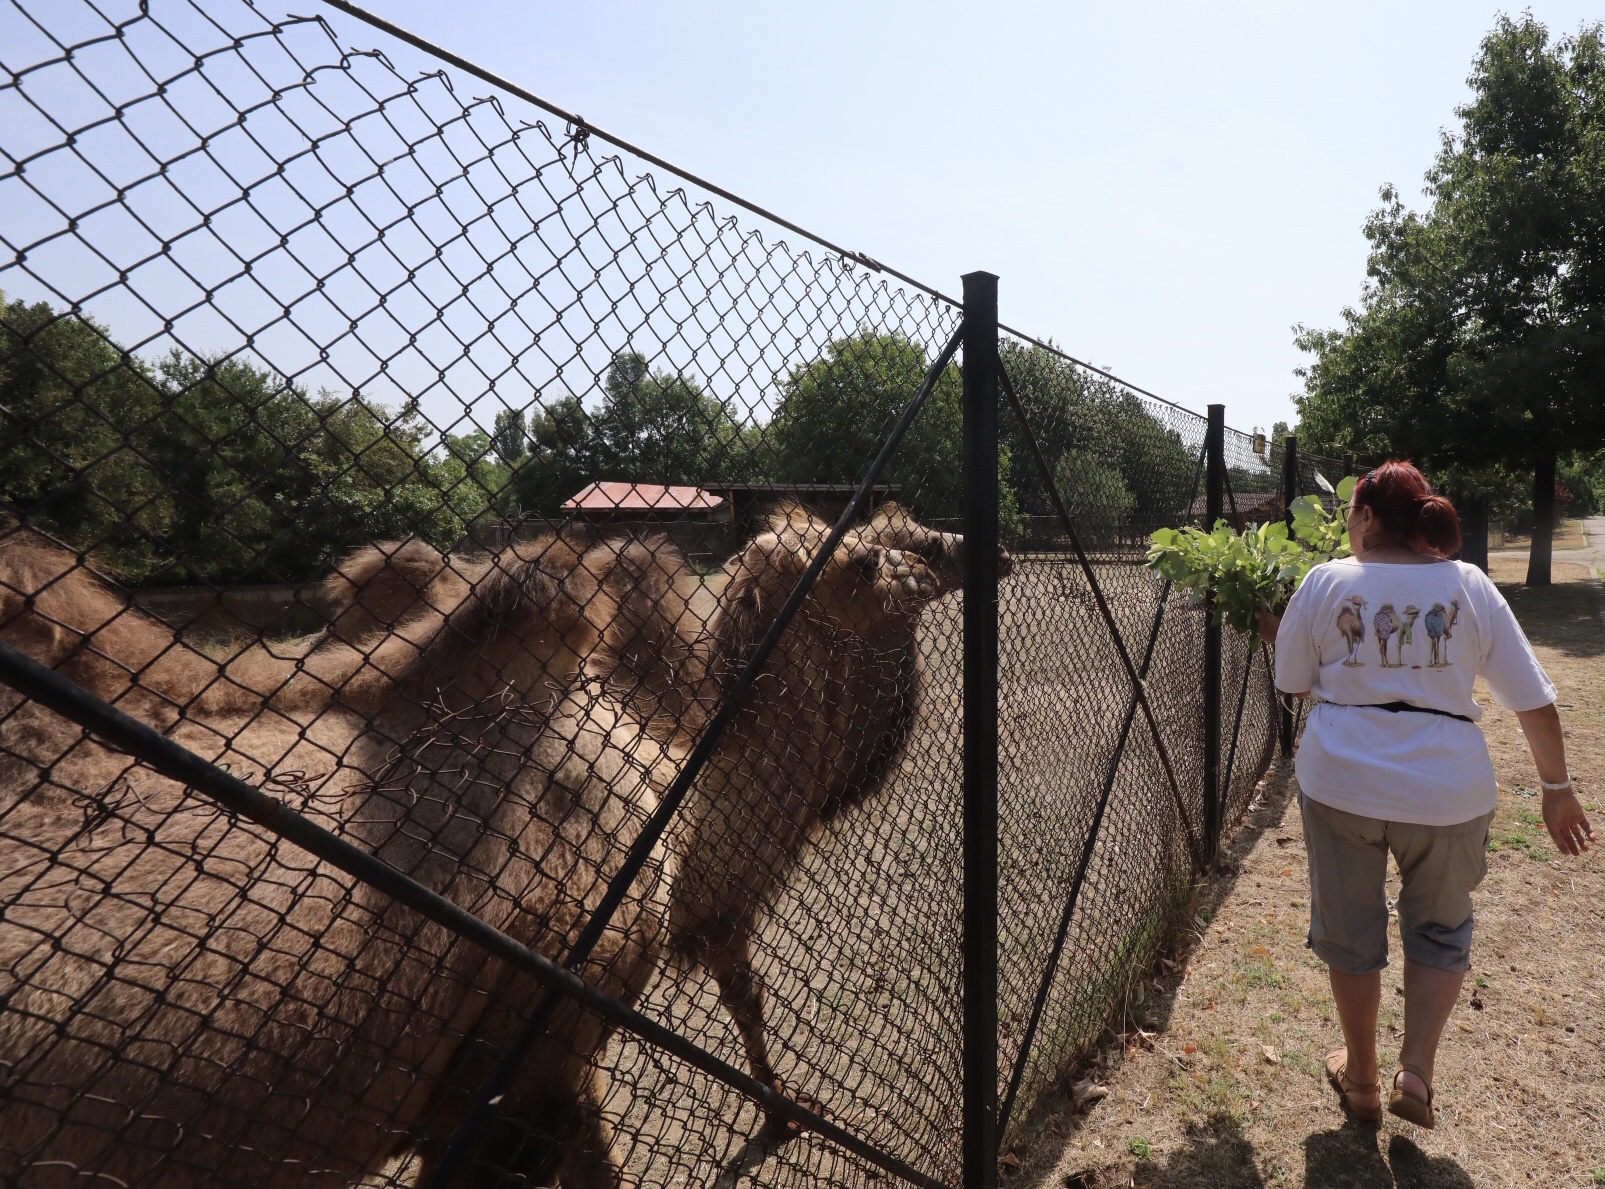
top-left (1254, 610), bottom-right (1281, 646)
top-left (1542, 787), bottom-right (1595, 856)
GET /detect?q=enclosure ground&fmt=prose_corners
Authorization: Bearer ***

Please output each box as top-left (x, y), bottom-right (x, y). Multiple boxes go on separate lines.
top-left (1006, 555), bottom-right (1605, 1189)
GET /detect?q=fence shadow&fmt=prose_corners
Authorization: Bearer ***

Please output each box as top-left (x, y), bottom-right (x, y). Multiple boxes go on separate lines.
top-left (1129, 1111), bottom-right (1265, 1188)
top-left (1001, 765), bottom-right (1301, 1185)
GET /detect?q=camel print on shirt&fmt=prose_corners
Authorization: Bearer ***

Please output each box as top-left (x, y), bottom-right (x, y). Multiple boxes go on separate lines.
top-left (1374, 602), bottom-right (1397, 666)
top-left (1398, 604), bottom-right (1421, 664)
top-left (1333, 593), bottom-right (1459, 670)
top-left (1337, 595), bottom-right (1367, 666)
top-left (1425, 598), bottom-right (1460, 668)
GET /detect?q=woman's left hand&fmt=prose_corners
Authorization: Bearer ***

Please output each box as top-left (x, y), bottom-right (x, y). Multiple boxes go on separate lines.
top-left (1542, 788), bottom-right (1595, 856)
top-left (1254, 610), bottom-right (1281, 646)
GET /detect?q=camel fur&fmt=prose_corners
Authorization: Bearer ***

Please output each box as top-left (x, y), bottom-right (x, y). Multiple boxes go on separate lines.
top-left (0, 528), bottom-right (677, 1188)
top-left (663, 501), bottom-right (1006, 1118)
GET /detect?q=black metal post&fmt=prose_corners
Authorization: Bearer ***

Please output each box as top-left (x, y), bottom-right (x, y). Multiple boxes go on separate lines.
top-left (1454, 493), bottom-right (1489, 573)
top-left (1203, 404), bottom-right (1225, 863)
top-left (1278, 433), bottom-right (1297, 757)
top-left (961, 271), bottom-right (999, 1189)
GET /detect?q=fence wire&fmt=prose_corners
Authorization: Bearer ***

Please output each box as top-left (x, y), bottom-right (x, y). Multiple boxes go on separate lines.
top-left (1, 1), bottom-right (1281, 1185)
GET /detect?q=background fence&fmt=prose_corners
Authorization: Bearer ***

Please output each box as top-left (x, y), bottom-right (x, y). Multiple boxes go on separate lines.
top-left (2, 2), bottom-right (1288, 1186)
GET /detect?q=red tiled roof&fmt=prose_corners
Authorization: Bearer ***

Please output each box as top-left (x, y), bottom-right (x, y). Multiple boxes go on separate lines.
top-left (561, 482), bottom-right (725, 513)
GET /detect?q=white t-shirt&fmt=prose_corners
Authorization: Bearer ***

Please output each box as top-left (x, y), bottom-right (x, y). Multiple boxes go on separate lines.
top-left (1273, 557), bottom-right (1556, 826)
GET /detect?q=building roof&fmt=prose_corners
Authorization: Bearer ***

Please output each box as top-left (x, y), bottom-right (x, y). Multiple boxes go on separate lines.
top-left (703, 483), bottom-right (900, 497)
top-left (561, 482), bottom-right (725, 513)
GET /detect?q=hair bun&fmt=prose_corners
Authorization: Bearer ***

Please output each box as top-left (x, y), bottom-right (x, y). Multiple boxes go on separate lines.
top-left (1352, 460), bottom-right (1461, 556)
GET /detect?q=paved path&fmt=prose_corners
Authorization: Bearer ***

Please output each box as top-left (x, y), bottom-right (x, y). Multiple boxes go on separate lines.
top-left (1488, 514), bottom-right (1604, 578)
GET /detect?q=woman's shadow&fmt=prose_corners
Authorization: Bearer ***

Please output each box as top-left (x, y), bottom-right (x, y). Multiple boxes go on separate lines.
top-left (1304, 1121), bottom-right (1475, 1189)
top-left (1122, 1115), bottom-right (1474, 1189)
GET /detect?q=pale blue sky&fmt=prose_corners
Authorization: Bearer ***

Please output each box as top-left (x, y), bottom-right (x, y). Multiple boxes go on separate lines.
top-left (319, 0), bottom-right (1601, 436)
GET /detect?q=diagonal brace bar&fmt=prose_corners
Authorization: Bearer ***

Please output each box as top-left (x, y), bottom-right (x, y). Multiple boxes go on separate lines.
top-left (997, 357), bottom-right (1206, 872)
top-left (420, 321), bottom-right (968, 1188)
top-left (1219, 636), bottom-right (1262, 825)
top-left (0, 640), bottom-right (950, 1189)
top-left (994, 437), bottom-right (1206, 1136)
top-left (995, 570), bottom-right (1175, 1134)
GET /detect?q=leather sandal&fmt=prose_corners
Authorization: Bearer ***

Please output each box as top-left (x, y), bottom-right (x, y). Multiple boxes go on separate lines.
top-left (1389, 1061), bottom-right (1436, 1129)
top-left (1325, 1048), bottom-right (1383, 1123)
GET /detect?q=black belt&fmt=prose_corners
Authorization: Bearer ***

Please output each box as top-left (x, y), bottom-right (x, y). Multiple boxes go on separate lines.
top-left (1339, 701), bottom-right (1475, 724)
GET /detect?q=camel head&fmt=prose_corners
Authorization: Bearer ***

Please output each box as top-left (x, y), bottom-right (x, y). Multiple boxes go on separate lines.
top-left (1344, 594), bottom-right (1367, 612)
top-left (854, 500), bottom-right (1014, 595)
top-left (1403, 604), bottom-right (1420, 621)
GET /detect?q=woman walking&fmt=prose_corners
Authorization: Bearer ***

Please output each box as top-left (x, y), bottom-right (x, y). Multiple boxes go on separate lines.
top-left (1257, 461), bottom-right (1592, 1127)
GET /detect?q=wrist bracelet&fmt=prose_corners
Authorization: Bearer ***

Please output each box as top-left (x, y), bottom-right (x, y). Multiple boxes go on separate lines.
top-left (1540, 775), bottom-right (1574, 791)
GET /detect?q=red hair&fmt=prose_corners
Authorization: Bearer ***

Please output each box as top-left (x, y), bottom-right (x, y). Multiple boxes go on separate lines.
top-left (1351, 460), bottom-right (1461, 557)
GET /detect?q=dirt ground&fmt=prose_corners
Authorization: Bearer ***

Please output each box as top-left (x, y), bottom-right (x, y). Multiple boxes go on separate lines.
top-left (1005, 554), bottom-right (1605, 1189)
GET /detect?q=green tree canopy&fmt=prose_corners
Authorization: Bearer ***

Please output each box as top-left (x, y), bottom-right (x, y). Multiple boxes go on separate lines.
top-left (768, 332), bottom-right (964, 518)
top-left (998, 340), bottom-right (1198, 539)
top-left (2, 298), bottom-right (501, 583)
top-left (511, 352), bottom-right (761, 515)
top-left (1293, 15), bottom-right (1604, 583)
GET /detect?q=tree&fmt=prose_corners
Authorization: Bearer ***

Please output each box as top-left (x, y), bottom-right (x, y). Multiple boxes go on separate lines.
top-left (509, 352), bottom-right (761, 516)
top-left (490, 407), bottom-right (527, 466)
top-left (590, 352), bottom-right (754, 484)
top-left (2, 298), bottom-right (496, 583)
top-left (1294, 16), bottom-right (1605, 584)
top-left (769, 332), bottom-right (966, 519)
top-left (997, 340), bottom-right (1197, 539)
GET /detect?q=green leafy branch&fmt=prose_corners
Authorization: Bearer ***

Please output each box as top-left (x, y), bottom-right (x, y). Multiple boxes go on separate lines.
top-left (1145, 474), bottom-right (1355, 633)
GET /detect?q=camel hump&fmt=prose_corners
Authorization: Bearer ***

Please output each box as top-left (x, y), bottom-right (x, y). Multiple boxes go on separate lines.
top-left (0, 528), bottom-right (175, 676)
top-left (322, 539), bottom-right (457, 645)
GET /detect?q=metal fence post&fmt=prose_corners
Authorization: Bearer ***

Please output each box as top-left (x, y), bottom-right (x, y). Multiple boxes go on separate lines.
top-left (1278, 433), bottom-right (1297, 758)
top-left (1203, 404), bottom-right (1225, 863)
top-left (961, 270), bottom-right (999, 1189)
top-left (1454, 493), bottom-right (1489, 572)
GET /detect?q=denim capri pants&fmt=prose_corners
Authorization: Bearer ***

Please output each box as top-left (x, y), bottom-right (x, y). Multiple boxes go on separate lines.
top-left (1299, 792), bottom-right (1494, 974)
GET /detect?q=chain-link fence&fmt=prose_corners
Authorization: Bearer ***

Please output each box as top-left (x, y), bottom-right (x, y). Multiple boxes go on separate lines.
top-left (1, 2), bottom-right (1286, 1185)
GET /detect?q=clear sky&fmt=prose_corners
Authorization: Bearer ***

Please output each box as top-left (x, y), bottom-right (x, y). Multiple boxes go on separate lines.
top-left (320, 3), bottom-right (1599, 432)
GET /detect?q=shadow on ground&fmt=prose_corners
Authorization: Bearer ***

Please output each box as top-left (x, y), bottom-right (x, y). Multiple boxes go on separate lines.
top-left (1303, 1125), bottom-right (1475, 1189)
top-left (1109, 1113), bottom-right (1475, 1189)
top-left (1495, 574), bottom-right (1604, 658)
top-left (1127, 1112), bottom-right (1264, 1187)
top-left (1002, 771), bottom-right (1301, 1187)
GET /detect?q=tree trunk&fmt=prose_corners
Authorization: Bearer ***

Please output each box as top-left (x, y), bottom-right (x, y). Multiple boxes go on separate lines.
top-left (1526, 451), bottom-right (1555, 587)
top-left (1452, 493), bottom-right (1488, 573)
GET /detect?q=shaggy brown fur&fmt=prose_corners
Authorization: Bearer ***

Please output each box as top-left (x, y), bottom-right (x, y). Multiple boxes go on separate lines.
top-left (664, 502), bottom-right (1006, 1118)
top-left (0, 528), bottom-right (678, 1188)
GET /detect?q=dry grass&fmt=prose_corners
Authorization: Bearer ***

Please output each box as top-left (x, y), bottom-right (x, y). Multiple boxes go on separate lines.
top-left (1499, 519), bottom-right (1590, 553)
top-left (1008, 557), bottom-right (1605, 1189)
